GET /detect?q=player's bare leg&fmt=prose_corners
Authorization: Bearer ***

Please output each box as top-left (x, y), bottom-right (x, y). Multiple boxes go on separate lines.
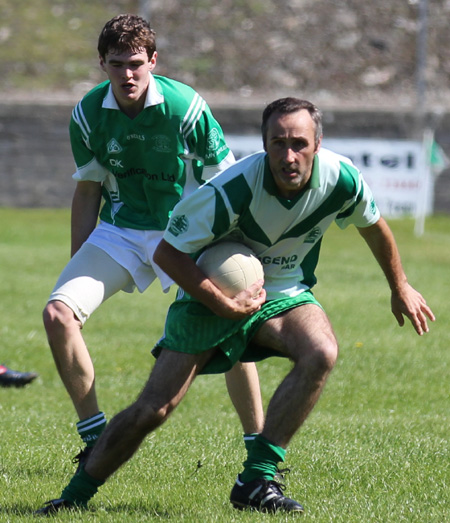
top-left (34, 348), bottom-right (216, 514)
top-left (230, 304), bottom-right (337, 513)
top-left (43, 301), bottom-right (98, 420)
top-left (43, 246), bottom-right (134, 467)
top-left (225, 362), bottom-right (264, 434)
top-left (84, 348), bottom-right (216, 481)
top-left (255, 304), bottom-right (338, 447)
top-left (43, 245), bottom-right (133, 419)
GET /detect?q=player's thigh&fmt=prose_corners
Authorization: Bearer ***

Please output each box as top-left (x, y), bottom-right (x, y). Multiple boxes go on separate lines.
top-left (253, 303), bottom-right (338, 362)
top-left (49, 243), bottom-right (133, 321)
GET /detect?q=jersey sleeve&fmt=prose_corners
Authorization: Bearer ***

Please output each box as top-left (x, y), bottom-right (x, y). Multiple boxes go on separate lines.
top-left (69, 102), bottom-right (110, 182)
top-left (335, 165), bottom-right (381, 229)
top-left (182, 95), bottom-right (235, 183)
top-left (163, 183), bottom-right (219, 253)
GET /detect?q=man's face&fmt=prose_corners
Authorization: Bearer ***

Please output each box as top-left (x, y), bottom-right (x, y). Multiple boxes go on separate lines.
top-left (265, 109), bottom-right (322, 199)
top-left (100, 48), bottom-right (157, 117)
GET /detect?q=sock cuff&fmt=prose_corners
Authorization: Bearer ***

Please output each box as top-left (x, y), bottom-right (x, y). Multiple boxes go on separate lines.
top-left (254, 434), bottom-right (287, 463)
top-left (78, 466), bottom-right (105, 488)
top-left (77, 412), bottom-right (107, 432)
top-left (60, 466), bottom-right (105, 505)
top-left (77, 412), bottom-right (107, 446)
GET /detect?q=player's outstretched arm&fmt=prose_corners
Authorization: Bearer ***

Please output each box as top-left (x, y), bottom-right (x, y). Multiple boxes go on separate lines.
top-left (357, 217), bottom-right (435, 335)
top-left (153, 239), bottom-right (265, 319)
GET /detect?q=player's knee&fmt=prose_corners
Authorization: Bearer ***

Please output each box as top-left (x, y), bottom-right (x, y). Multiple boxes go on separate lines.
top-left (42, 301), bottom-right (78, 336)
top-left (300, 340), bottom-right (338, 379)
top-left (132, 400), bottom-right (172, 434)
top-left (314, 341), bottom-right (338, 375)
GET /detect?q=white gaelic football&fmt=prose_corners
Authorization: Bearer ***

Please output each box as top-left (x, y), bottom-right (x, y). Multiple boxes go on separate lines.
top-left (196, 241), bottom-right (264, 298)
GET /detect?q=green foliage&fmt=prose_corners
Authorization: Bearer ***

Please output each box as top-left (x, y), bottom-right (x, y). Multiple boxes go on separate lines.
top-left (0, 209), bottom-right (448, 521)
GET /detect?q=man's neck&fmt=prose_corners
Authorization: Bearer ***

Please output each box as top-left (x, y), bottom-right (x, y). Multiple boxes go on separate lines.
top-left (118, 97), bottom-right (146, 119)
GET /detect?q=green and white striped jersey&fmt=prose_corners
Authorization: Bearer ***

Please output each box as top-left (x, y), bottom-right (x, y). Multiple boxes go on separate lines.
top-left (165, 148), bottom-right (380, 300)
top-left (69, 73), bottom-right (234, 230)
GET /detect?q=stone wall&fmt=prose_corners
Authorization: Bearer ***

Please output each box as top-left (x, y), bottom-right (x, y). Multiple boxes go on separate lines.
top-left (1, 102), bottom-right (449, 212)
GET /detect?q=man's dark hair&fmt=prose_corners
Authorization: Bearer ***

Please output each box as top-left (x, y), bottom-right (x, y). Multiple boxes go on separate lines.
top-left (98, 14), bottom-right (156, 60)
top-left (261, 97), bottom-right (323, 149)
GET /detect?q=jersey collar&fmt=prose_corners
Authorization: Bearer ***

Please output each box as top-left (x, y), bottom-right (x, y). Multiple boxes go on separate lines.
top-left (102, 73), bottom-right (165, 110)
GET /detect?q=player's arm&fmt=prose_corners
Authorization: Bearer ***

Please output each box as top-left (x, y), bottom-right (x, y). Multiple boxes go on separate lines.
top-left (357, 216), bottom-right (435, 335)
top-left (153, 239), bottom-right (265, 319)
top-left (71, 181), bottom-right (102, 256)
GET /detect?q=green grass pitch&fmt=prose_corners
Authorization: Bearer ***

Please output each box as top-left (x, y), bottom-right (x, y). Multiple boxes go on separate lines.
top-left (0, 208), bottom-right (448, 522)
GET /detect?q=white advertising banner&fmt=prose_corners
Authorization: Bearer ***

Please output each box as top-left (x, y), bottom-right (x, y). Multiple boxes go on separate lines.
top-left (323, 138), bottom-right (432, 219)
top-left (225, 135), bottom-right (433, 219)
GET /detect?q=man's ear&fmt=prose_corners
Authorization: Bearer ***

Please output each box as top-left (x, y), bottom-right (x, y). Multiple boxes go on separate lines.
top-left (149, 51), bottom-right (158, 71)
top-left (99, 55), bottom-right (106, 72)
top-left (315, 134), bottom-right (323, 154)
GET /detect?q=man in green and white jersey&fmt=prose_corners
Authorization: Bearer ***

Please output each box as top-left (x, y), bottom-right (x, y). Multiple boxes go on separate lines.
top-left (37, 98), bottom-right (434, 515)
top-left (163, 146), bottom-right (379, 304)
top-left (42, 14), bottom-right (264, 473)
top-left (69, 58), bottom-right (233, 231)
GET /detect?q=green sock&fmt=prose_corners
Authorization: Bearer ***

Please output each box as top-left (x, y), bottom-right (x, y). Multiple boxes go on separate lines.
top-left (61, 467), bottom-right (104, 507)
top-left (240, 434), bottom-right (286, 483)
top-left (76, 412), bottom-right (107, 448)
top-left (243, 433), bottom-right (258, 456)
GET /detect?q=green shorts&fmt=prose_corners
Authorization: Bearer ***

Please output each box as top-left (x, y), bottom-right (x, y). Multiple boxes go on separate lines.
top-left (152, 290), bottom-right (322, 374)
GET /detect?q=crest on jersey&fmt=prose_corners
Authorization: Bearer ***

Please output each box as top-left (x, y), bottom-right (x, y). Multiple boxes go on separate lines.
top-left (168, 214), bottom-right (189, 237)
top-left (304, 226), bottom-right (322, 244)
top-left (207, 128), bottom-right (220, 151)
top-left (107, 138), bottom-right (123, 154)
top-left (151, 134), bottom-right (172, 153)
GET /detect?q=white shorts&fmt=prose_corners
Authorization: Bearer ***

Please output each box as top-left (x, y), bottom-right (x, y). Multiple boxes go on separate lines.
top-left (48, 221), bottom-right (174, 325)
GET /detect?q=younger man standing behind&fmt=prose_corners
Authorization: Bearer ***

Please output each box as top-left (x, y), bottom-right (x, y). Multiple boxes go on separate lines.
top-left (43, 14), bottom-right (263, 469)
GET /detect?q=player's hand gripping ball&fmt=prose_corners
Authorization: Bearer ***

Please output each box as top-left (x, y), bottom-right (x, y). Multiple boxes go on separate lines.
top-left (197, 241), bottom-right (264, 298)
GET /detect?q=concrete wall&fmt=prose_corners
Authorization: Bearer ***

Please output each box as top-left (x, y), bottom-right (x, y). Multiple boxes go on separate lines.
top-left (0, 103), bottom-right (74, 207)
top-left (1, 102), bottom-right (449, 212)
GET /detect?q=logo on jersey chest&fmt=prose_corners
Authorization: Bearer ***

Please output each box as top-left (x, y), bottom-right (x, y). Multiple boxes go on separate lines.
top-left (107, 138), bottom-right (122, 154)
top-left (127, 133), bottom-right (145, 141)
top-left (151, 134), bottom-right (172, 153)
top-left (259, 254), bottom-right (298, 270)
top-left (304, 227), bottom-right (322, 244)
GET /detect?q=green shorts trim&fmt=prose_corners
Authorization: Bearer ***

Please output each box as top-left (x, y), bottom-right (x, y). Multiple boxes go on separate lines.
top-left (152, 290), bottom-right (322, 374)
